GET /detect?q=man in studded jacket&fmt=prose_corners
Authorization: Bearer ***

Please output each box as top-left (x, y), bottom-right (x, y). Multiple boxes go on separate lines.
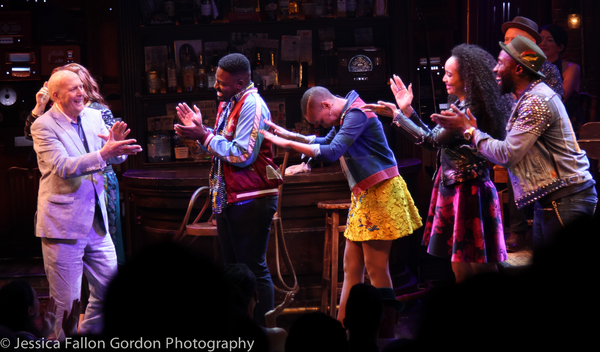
top-left (434, 36), bottom-right (597, 250)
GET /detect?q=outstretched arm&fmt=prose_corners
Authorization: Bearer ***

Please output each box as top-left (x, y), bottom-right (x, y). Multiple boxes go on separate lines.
top-left (263, 119), bottom-right (313, 143)
top-left (260, 129), bottom-right (316, 157)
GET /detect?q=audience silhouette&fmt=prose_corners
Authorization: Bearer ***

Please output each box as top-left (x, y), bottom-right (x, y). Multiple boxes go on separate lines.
top-left (102, 242), bottom-right (269, 351)
top-left (223, 263), bottom-right (291, 352)
top-left (285, 311), bottom-right (349, 352)
top-left (383, 211), bottom-right (599, 351)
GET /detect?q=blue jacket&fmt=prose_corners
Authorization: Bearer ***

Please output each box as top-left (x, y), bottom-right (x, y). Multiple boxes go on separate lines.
top-left (313, 91), bottom-right (399, 196)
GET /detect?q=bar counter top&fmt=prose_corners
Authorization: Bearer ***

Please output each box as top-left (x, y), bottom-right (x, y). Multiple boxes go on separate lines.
top-left (122, 157), bottom-right (422, 186)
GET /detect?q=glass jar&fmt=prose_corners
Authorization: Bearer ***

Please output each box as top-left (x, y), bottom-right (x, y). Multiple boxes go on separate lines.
top-left (147, 131), bottom-right (172, 162)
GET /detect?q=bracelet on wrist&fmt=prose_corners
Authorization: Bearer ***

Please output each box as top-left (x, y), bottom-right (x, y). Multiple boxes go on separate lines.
top-left (31, 111), bottom-right (41, 119)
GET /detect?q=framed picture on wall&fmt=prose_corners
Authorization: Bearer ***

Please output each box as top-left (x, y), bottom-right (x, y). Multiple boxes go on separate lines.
top-left (174, 39), bottom-right (203, 73)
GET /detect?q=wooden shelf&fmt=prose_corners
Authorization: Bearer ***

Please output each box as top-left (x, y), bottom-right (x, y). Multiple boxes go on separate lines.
top-left (138, 16), bottom-right (393, 35)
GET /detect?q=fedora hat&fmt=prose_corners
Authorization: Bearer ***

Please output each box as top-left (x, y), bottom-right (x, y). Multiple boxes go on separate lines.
top-left (499, 35), bottom-right (546, 78)
top-left (501, 16), bottom-right (542, 44)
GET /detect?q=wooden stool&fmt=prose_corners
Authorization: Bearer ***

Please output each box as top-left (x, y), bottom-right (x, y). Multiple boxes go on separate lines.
top-left (317, 199), bottom-right (351, 318)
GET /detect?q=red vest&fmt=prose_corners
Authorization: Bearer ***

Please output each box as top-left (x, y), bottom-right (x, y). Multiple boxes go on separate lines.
top-left (215, 90), bottom-right (282, 203)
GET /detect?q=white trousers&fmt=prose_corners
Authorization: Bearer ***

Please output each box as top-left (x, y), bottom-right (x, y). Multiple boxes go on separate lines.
top-left (41, 207), bottom-right (117, 339)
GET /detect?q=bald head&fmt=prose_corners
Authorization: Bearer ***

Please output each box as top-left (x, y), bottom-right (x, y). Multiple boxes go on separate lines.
top-left (48, 70), bottom-right (85, 119)
top-left (301, 86), bottom-right (335, 118)
top-left (48, 70), bottom-right (80, 101)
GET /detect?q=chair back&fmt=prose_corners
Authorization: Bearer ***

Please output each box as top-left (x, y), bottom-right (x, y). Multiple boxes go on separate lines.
top-left (578, 122), bottom-right (600, 161)
top-left (580, 92), bottom-right (597, 123)
top-left (173, 186), bottom-right (217, 242)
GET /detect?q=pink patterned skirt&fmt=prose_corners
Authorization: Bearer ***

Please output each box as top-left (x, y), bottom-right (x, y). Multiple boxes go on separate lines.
top-left (422, 171), bottom-right (507, 263)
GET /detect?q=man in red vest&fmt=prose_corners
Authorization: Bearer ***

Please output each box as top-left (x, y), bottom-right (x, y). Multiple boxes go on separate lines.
top-left (175, 53), bottom-right (282, 326)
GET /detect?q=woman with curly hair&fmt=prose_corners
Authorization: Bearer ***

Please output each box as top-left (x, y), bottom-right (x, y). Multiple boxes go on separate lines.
top-left (363, 44), bottom-right (511, 283)
top-left (24, 64), bottom-right (125, 266)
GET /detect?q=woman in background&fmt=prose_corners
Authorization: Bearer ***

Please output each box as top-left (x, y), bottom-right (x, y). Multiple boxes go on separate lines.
top-left (539, 23), bottom-right (583, 133)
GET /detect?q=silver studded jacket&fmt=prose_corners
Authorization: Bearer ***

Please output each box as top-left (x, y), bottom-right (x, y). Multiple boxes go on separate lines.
top-left (473, 80), bottom-right (593, 209)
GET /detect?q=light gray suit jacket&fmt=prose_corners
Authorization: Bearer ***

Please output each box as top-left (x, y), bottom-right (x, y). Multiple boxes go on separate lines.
top-left (31, 105), bottom-right (127, 239)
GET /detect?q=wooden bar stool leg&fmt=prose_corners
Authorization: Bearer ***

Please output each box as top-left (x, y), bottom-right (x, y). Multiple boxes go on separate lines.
top-left (321, 212), bottom-right (332, 314)
top-left (330, 210), bottom-right (340, 319)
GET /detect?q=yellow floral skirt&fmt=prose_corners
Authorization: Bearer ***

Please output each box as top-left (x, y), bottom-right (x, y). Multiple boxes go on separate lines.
top-left (345, 175), bottom-right (423, 242)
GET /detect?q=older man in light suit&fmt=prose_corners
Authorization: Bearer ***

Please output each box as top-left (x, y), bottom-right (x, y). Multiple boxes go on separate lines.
top-left (31, 70), bottom-right (141, 338)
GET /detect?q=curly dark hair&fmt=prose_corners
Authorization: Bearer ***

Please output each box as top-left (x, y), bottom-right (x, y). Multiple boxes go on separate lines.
top-left (218, 53), bottom-right (251, 76)
top-left (450, 44), bottom-right (513, 139)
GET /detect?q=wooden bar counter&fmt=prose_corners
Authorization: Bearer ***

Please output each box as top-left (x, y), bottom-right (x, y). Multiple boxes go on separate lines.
top-left (122, 158), bottom-right (422, 306)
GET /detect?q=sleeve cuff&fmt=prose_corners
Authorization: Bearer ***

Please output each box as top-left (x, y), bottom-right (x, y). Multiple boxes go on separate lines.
top-left (309, 144), bottom-right (321, 157)
top-left (200, 132), bottom-right (214, 147)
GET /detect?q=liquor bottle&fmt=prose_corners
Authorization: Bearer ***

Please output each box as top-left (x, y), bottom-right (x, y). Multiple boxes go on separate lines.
top-left (164, 1), bottom-right (176, 23)
top-left (207, 53), bottom-right (219, 89)
top-left (213, 0), bottom-right (224, 21)
top-left (173, 131), bottom-right (191, 161)
top-left (166, 46), bottom-right (178, 93)
top-left (289, 1), bottom-right (300, 19)
top-left (279, 0), bottom-right (289, 20)
top-left (180, 47), bottom-right (196, 92)
top-left (267, 50), bottom-right (279, 88)
top-left (175, 0), bottom-right (195, 25)
top-left (263, 0), bottom-right (278, 21)
top-left (252, 51), bottom-right (263, 90)
top-left (358, 0), bottom-right (373, 17)
top-left (197, 0), bottom-right (212, 24)
top-left (374, 0), bottom-right (385, 16)
top-left (346, 0), bottom-right (356, 17)
top-left (323, 0), bottom-right (335, 17)
top-left (314, 0), bottom-right (324, 18)
top-left (337, 0), bottom-right (346, 17)
top-left (195, 54), bottom-right (208, 90)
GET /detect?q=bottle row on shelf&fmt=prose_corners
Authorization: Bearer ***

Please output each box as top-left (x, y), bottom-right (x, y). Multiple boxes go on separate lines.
top-left (145, 46), bottom-right (281, 94)
top-left (144, 0), bottom-right (387, 26)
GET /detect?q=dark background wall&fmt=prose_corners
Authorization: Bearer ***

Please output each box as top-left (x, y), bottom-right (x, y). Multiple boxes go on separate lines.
top-left (1, 0), bottom-right (598, 258)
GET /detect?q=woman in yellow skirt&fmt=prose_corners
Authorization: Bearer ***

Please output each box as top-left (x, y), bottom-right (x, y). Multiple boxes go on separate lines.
top-left (261, 86), bottom-right (422, 325)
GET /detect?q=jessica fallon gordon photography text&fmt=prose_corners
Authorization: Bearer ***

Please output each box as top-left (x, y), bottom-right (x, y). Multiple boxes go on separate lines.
top-left (6, 337), bottom-right (256, 351)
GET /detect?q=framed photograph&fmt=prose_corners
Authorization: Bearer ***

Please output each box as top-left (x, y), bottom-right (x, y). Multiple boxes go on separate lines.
top-left (144, 45), bottom-right (168, 72)
top-left (174, 39), bottom-right (203, 73)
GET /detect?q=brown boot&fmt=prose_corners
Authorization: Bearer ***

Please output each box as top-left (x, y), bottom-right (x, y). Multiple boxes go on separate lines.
top-left (505, 232), bottom-right (524, 252)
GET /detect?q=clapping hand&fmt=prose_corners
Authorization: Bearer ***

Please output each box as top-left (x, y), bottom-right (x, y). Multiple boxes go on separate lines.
top-left (176, 102), bottom-right (202, 127)
top-left (174, 103), bottom-right (207, 141)
top-left (41, 296), bottom-right (57, 338)
top-left (390, 74), bottom-right (415, 116)
top-left (62, 299), bottom-right (81, 337)
top-left (431, 104), bottom-right (478, 133)
top-left (99, 122), bottom-right (142, 160)
top-left (109, 121), bottom-right (131, 141)
top-left (264, 291), bottom-right (294, 329)
top-left (35, 82), bottom-right (50, 108)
